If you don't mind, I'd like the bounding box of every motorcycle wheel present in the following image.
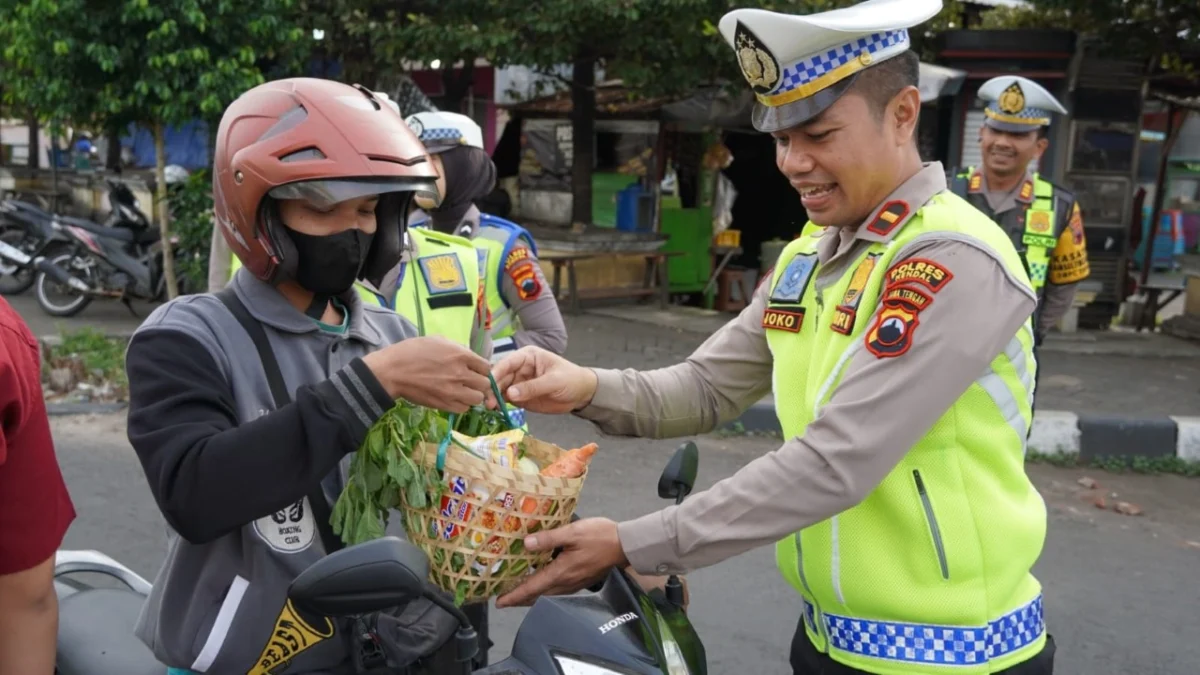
[34,251,94,317]
[0,225,37,295]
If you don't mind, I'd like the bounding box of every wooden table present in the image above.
[1136,272,1186,332]
[541,250,686,314]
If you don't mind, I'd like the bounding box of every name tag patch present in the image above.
[830,253,881,335]
[763,307,804,332]
[418,254,468,295]
[770,253,819,304]
[885,258,953,293]
[1022,232,1057,249]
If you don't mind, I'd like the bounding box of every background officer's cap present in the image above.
[977,76,1067,134]
[403,111,485,154]
[719,0,942,134]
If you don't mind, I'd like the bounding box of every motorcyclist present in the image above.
[125,77,494,674]
[405,112,568,362]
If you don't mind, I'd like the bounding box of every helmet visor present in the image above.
[268,178,439,209]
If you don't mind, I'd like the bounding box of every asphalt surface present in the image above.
[55,412,1200,675]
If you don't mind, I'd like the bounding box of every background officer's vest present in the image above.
[764,194,1046,674]
[950,168,1069,298]
[462,215,538,341]
[355,228,480,349]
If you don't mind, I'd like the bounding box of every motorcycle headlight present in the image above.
[654,611,693,675]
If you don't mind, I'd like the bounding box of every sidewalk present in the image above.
[579,304,1200,461]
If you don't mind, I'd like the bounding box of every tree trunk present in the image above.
[155,122,180,299]
[27,117,40,169]
[570,52,595,229]
[106,123,123,171]
[440,61,476,113]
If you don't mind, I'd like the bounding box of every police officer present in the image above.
[949,76,1091,345]
[404,111,568,362]
[489,2,1055,674]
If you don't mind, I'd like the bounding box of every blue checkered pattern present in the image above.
[776,29,909,95]
[419,127,463,144]
[1028,261,1048,284]
[802,595,1045,666]
[986,102,1051,123]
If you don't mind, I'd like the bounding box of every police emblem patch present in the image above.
[734,21,781,95]
[830,253,881,335]
[865,297,922,359]
[1027,210,1052,234]
[418,254,468,295]
[770,253,818,304]
[762,307,804,333]
[885,258,953,293]
[509,260,542,301]
[882,284,932,310]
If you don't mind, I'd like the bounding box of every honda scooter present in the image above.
[54,442,708,675]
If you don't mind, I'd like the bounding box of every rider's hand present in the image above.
[495,518,627,608]
[488,346,598,414]
[362,336,491,413]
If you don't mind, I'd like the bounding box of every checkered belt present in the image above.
[803,594,1045,666]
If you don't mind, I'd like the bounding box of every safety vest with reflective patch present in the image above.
[354,228,481,350]
[764,194,1046,674]
[950,168,1071,298]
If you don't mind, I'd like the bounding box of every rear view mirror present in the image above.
[288,537,430,617]
[658,442,699,504]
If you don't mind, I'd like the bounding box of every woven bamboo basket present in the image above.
[400,436,587,604]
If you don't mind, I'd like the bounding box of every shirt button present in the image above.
[656,564,669,574]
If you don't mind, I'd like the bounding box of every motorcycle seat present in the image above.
[57,587,165,675]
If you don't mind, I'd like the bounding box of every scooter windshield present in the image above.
[268,178,439,210]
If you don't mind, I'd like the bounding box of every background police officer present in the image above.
[487,1,1055,674]
[949,76,1091,345]
[405,111,568,362]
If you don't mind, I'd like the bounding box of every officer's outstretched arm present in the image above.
[616,240,1038,575]
[499,249,568,355]
[574,281,776,439]
[208,223,233,293]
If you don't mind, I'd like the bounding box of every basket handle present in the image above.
[436,373,515,473]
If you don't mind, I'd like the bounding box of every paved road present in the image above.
[55,412,1200,674]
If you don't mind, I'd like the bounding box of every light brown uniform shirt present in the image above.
[577,162,1037,576]
[981,167,1081,337]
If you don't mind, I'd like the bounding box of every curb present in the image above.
[732,399,1200,461]
[46,401,127,416]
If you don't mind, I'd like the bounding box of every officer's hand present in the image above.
[496,518,627,608]
[488,346,598,414]
[363,336,491,413]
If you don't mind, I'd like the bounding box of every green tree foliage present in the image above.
[1,0,308,298]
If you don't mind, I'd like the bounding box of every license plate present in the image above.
[0,240,32,265]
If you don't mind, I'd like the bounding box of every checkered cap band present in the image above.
[775,30,909,97]
[985,102,1051,125]
[802,594,1045,666]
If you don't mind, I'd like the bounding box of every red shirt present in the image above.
[0,297,75,574]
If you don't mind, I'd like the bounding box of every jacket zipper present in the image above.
[794,534,828,649]
[912,470,950,580]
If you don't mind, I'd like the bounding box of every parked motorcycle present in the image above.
[53,442,708,675]
[31,183,190,317]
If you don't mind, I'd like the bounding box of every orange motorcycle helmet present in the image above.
[212,77,438,286]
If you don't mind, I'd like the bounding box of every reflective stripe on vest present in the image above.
[764,193,1046,673]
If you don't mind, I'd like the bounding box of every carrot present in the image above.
[540,443,598,478]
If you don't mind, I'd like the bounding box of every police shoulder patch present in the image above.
[864,294,924,359]
[884,258,953,293]
[508,259,542,301]
[865,200,910,237]
[505,246,531,270]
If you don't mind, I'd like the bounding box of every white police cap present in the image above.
[977,76,1067,133]
[719,0,942,133]
[403,111,484,154]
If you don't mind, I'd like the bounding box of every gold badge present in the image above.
[1018,180,1034,203]
[248,599,335,675]
[1027,210,1052,234]
[998,82,1026,115]
[734,21,781,95]
[418,254,467,295]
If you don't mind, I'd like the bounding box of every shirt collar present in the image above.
[231,269,384,347]
[852,162,948,244]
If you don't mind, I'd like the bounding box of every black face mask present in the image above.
[285,227,374,299]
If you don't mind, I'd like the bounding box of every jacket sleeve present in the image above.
[125,328,394,544]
